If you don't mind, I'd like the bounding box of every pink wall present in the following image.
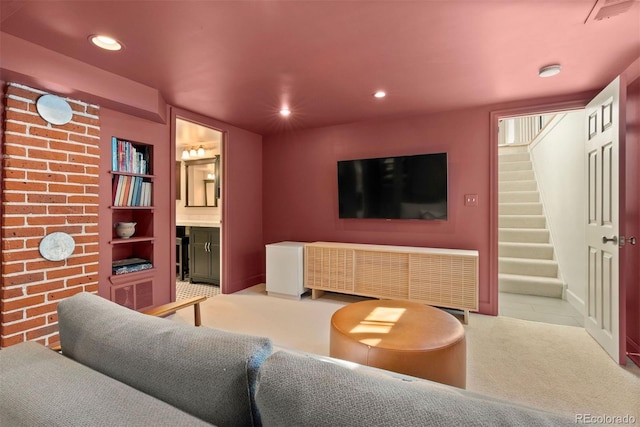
[263,108,494,313]
[225,128,264,292]
[171,108,264,294]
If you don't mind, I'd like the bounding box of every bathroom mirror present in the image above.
[185,156,219,207]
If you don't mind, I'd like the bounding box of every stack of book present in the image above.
[112,258,153,275]
[112,137,150,174]
[112,175,152,207]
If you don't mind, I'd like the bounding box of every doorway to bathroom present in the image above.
[174,117,223,300]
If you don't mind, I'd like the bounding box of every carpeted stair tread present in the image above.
[499,257,559,277]
[499,242,554,259]
[499,180,537,191]
[498,152,530,162]
[499,256,557,262]
[499,202,543,215]
[498,161,532,172]
[498,273,564,298]
[498,215,546,229]
[499,191,539,203]
[499,170,535,181]
[498,228,549,243]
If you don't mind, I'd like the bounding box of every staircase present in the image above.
[498,144,564,298]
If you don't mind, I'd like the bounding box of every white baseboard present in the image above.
[566,288,585,316]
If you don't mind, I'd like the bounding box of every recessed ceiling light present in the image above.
[89,34,123,51]
[280,108,291,117]
[538,64,561,78]
[373,91,386,98]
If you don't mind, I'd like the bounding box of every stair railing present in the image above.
[499,114,555,146]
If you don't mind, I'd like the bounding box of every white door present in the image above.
[585,77,623,362]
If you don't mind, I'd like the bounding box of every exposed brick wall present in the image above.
[1,83,100,347]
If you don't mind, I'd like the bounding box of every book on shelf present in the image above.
[144,182,150,206]
[131,176,138,206]
[140,181,152,206]
[111,137,151,175]
[111,137,118,171]
[112,257,153,275]
[112,175,151,207]
[113,263,153,275]
[120,175,131,206]
[127,176,135,206]
[112,257,149,267]
[114,175,127,207]
[130,176,138,206]
[112,175,120,206]
[133,176,143,206]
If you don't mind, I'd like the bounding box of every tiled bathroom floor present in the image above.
[499,292,584,327]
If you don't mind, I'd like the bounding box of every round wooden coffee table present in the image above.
[330,299,466,388]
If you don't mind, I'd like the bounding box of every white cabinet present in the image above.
[266,242,307,299]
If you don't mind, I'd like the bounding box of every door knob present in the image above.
[630,237,637,245]
[602,236,618,245]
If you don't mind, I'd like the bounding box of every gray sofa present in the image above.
[0,292,573,426]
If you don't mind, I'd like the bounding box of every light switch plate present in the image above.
[465,194,478,207]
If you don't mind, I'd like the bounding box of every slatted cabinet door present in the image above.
[304,242,478,323]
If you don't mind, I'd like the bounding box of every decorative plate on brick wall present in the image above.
[39,232,75,261]
[36,94,73,125]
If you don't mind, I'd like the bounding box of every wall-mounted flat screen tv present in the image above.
[338,152,448,220]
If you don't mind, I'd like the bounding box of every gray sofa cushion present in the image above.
[0,341,213,427]
[57,292,272,427]
[255,351,575,427]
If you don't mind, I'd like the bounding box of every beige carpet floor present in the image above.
[171,283,640,420]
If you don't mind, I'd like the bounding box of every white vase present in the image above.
[115,222,136,238]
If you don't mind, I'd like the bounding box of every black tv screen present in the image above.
[338,152,448,220]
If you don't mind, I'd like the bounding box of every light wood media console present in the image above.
[304,242,478,324]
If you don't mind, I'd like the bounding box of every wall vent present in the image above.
[585,0,636,23]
